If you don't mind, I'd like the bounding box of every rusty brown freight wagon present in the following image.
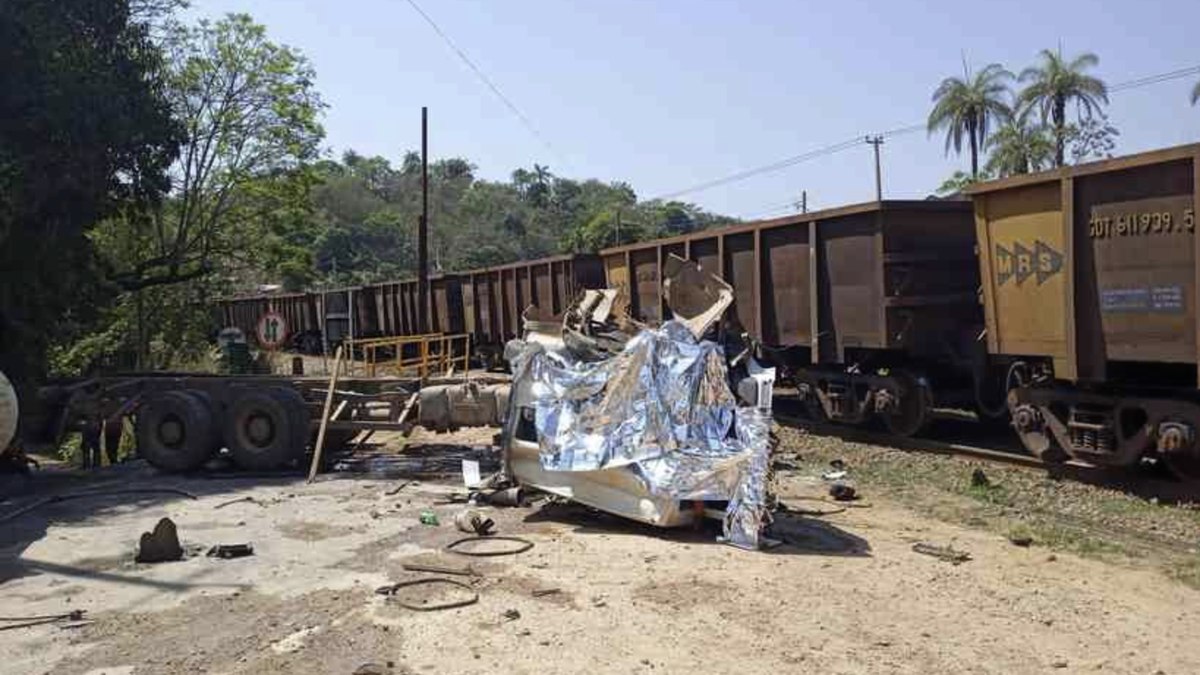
[216,292,323,352]
[353,274,468,339]
[463,254,605,362]
[969,143,1200,480]
[601,200,980,434]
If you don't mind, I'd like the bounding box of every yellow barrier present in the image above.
[346,333,471,379]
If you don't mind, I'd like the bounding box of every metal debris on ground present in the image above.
[454,508,496,535]
[136,517,184,563]
[419,510,439,526]
[531,588,561,597]
[214,496,261,509]
[481,486,524,507]
[207,543,254,559]
[445,535,534,557]
[401,561,479,577]
[828,482,858,502]
[384,481,413,496]
[503,254,777,545]
[912,542,972,565]
[0,610,87,632]
[502,608,522,621]
[375,578,479,611]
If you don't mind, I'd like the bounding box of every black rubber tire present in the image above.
[226,387,310,470]
[136,391,218,472]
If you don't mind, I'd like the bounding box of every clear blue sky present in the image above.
[188,0,1200,219]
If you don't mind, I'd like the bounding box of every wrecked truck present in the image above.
[495,255,777,547]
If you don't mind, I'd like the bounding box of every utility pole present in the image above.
[801,190,807,214]
[866,135,884,202]
[418,107,429,334]
[615,208,622,246]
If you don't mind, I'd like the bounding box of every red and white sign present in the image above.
[256,311,289,350]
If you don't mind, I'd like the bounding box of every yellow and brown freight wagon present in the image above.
[969,143,1200,480]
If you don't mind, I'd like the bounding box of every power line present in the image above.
[652,64,1200,203]
[403,0,563,165]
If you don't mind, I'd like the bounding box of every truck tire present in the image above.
[136,391,218,472]
[226,387,310,470]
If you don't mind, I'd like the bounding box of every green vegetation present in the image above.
[0,1,729,388]
[927,62,1013,178]
[932,49,1118,189]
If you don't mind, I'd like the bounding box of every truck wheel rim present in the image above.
[245,413,275,447]
[159,415,185,448]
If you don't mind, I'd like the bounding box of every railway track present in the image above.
[772,397,1200,504]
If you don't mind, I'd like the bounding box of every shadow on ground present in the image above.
[524,500,871,557]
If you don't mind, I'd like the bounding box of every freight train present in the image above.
[217,143,1200,483]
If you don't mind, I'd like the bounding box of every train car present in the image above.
[970,143,1200,481]
[353,274,468,339]
[600,200,981,435]
[216,291,323,352]
[463,254,605,361]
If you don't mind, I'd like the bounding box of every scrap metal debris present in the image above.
[445,535,534,557]
[912,542,972,565]
[454,508,496,535]
[207,543,254,559]
[401,561,479,577]
[375,578,479,611]
[0,609,87,632]
[136,517,183,563]
[502,254,776,547]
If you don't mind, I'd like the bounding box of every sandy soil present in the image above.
[2,441,1199,674]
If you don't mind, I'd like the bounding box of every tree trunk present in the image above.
[1053,96,1065,167]
[968,118,979,179]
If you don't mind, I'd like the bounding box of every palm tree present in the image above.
[984,116,1055,177]
[928,63,1013,178]
[1018,49,1108,167]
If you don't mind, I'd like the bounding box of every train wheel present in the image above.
[1157,420,1200,483]
[226,388,310,470]
[881,376,929,437]
[136,391,218,472]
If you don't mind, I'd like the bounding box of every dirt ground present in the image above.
[3,428,1200,674]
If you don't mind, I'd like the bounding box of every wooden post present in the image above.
[307,344,344,483]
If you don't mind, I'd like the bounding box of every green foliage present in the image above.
[927,62,1013,177]
[0,0,180,391]
[936,170,991,196]
[984,118,1054,177]
[1018,49,1108,167]
[1064,113,1119,164]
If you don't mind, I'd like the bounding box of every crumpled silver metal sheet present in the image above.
[508,320,772,545]
[722,407,773,549]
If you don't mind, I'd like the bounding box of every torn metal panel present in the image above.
[663,254,734,339]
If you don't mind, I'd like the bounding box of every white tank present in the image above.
[0,370,17,452]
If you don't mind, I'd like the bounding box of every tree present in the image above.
[1064,113,1119,164]
[0,0,180,389]
[1193,79,1200,105]
[928,62,1013,178]
[984,117,1054,177]
[108,13,326,294]
[935,170,992,196]
[1018,49,1108,167]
